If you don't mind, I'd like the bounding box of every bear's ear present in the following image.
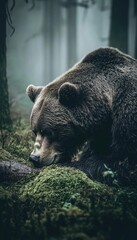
[26,85,43,103]
[58,82,80,107]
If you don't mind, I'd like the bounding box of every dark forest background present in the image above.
[0,0,137,129]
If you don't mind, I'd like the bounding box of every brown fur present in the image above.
[27,47,137,185]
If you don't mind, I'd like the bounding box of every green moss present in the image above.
[0,148,13,160]
[0,185,12,198]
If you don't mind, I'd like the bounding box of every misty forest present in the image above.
[1,0,137,239]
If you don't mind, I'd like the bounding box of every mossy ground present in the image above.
[0,121,137,240]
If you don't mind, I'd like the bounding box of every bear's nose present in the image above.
[29,154,40,167]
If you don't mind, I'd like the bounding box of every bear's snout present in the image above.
[29,154,41,167]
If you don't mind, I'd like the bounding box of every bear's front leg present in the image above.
[61,141,130,186]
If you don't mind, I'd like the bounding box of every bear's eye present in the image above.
[40,129,54,139]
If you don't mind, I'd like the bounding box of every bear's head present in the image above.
[26,70,87,167]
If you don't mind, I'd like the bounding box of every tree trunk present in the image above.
[134,0,137,58]
[0,0,11,129]
[109,0,129,53]
[67,1,77,68]
[44,0,61,83]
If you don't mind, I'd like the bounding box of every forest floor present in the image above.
[0,120,137,240]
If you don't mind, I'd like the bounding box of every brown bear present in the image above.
[26,47,137,185]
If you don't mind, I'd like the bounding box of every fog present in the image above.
[6,0,136,115]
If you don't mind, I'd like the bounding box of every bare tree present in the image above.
[66,0,77,68]
[44,0,61,83]
[0,0,12,129]
[134,0,137,58]
[109,0,129,53]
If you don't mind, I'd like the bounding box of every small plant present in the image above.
[102,164,119,186]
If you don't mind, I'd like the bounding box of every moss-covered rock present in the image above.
[0,165,137,240]
[19,166,137,240]
[20,166,110,208]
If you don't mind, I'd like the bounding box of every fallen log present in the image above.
[0,160,39,182]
